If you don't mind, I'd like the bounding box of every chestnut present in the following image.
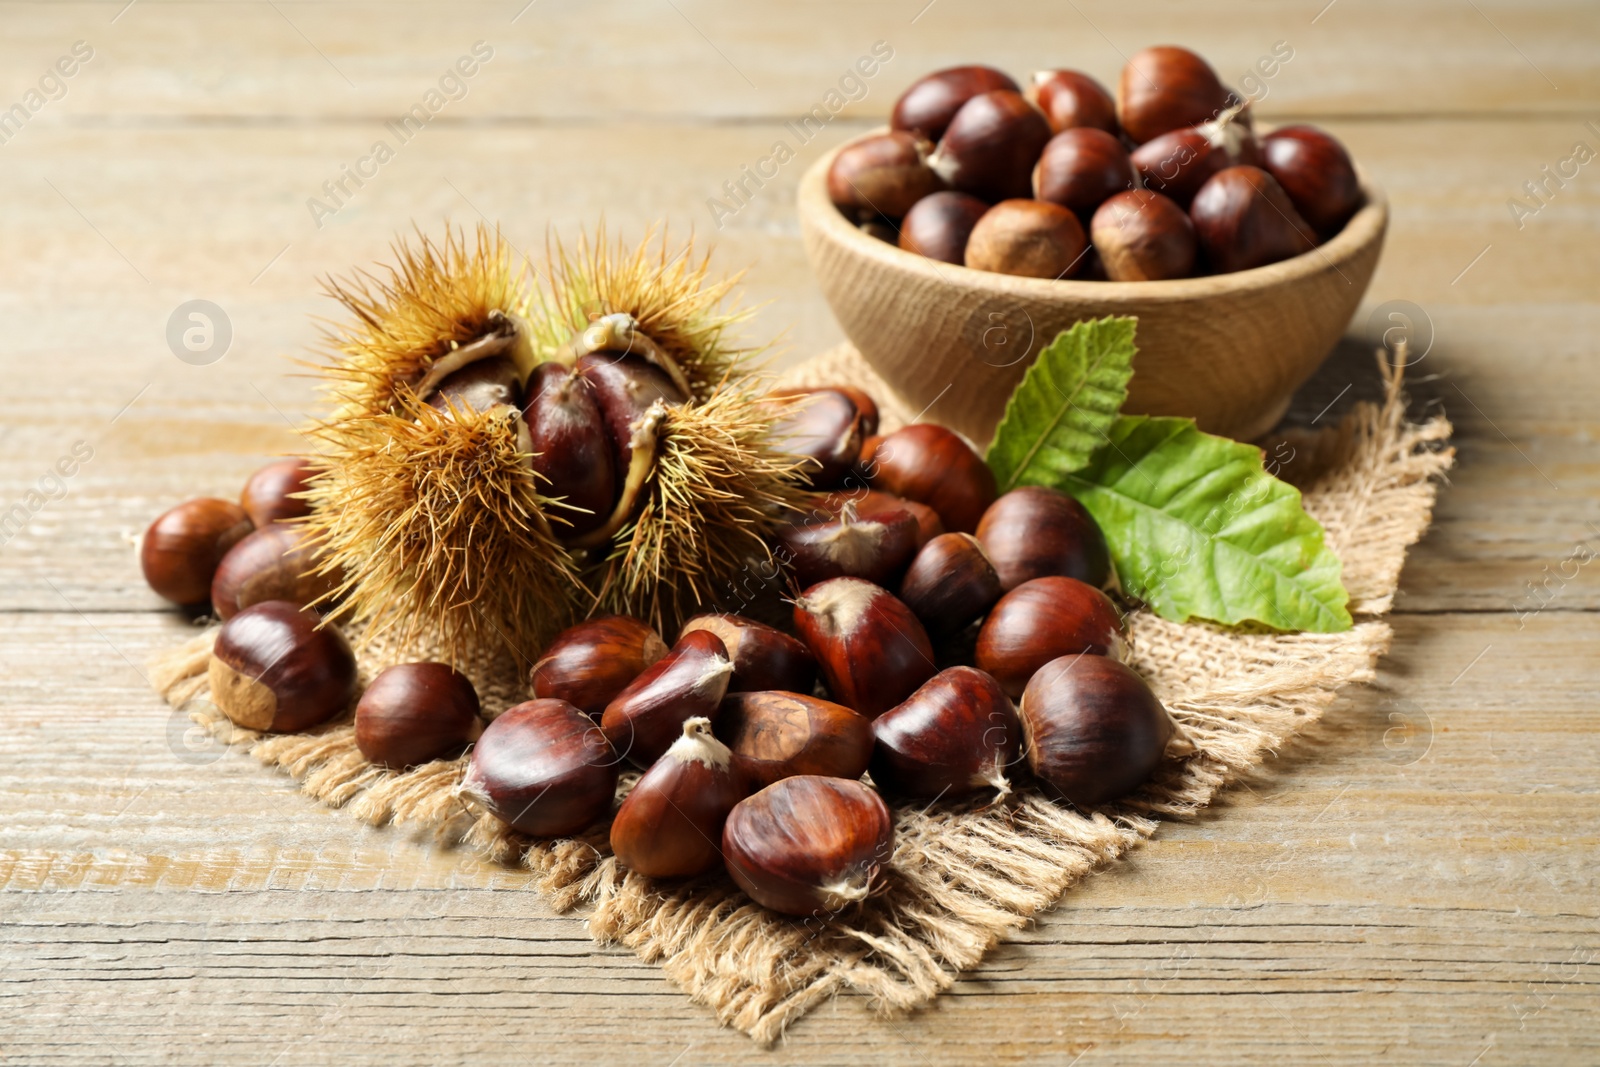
[1089,189,1197,282]
[601,629,734,768]
[210,522,339,621]
[208,600,357,733]
[459,698,618,837]
[1020,654,1187,806]
[722,776,894,916]
[865,423,997,534]
[792,578,935,719]
[820,489,945,549]
[524,361,618,537]
[929,90,1052,202]
[426,355,523,414]
[890,64,1019,141]
[1117,45,1232,145]
[897,532,1002,639]
[240,458,314,528]
[1259,124,1363,235]
[870,666,1020,798]
[355,662,481,769]
[610,717,746,878]
[768,384,879,438]
[898,190,989,265]
[965,199,1087,280]
[530,616,668,718]
[1033,128,1136,219]
[976,486,1110,590]
[975,576,1125,697]
[715,690,873,788]
[1129,109,1259,209]
[826,131,945,221]
[141,498,253,606]
[1027,69,1118,135]
[578,352,687,476]
[765,388,864,489]
[1190,165,1318,274]
[680,614,816,694]
[774,504,920,589]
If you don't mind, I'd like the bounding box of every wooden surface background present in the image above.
[1,2,1596,1063]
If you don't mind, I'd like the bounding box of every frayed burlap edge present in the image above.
[147,343,1453,1046]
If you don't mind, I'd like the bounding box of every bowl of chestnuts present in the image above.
[800,45,1388,445]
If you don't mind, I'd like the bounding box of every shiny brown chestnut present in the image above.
[1190,165,1318,274]
[1020,654,1191,806]
[870,666,1020,798]
[768,384,880,439]
[715,690,873,788]
[459,698,618,837]
[578,352,687,473]
[425,355,523,414]
[793,577,935,719]
[819,489,945,549]
[141,498,254,606]
[530,616,668,718]
[898,190,990,265]
[764,388,864,489]
[1129,109,1259,209]
[610,717,746,878]
[524,361,618,536]
[1117,45,1232,145]
[826,131,945,221]
[210,522,339,621]
[680,615,817,694]
[891,64,1019,142]
[208,600,357,732]
[723,775,894,916]
[1027,69,1118,135]
[601,629,734,767]
[240,459,314,528]
[355,662,481,769]
[975,576,1126,697]
[865,423,998,534]
[976,485,1110,590]
[1090,189,1198,282]
[965,199,1087,280]
[1033,128,1136,219]
[897,532,1002,638]
[929,90,1053,202]
[774,504,920,589]
[1259,124,1363,235]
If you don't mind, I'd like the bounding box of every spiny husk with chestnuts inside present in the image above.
[301,223,813,661]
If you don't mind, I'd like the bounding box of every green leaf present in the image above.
[985,316,1137,492]
[1059,415,1352,633]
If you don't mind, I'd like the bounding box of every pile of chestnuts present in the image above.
[828,45,1363,281]
[144,384,1193,920]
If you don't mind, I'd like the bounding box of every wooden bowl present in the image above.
[797,138,1388,445]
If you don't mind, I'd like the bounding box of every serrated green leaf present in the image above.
[1058,415,1352,633]
[985,316,1137,491]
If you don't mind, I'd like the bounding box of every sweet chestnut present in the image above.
[141,498,253,606]
[459,698,618,837]
[975,576,1126,697]
[355,662,481,769]
[209,600,357,733]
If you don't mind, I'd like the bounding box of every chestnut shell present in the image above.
[680,614,817,694]
[209,600,357,733]
[865,424,997,535]
[871,666,1021,798]
[715,690,873,789]
[609,718,745,878]
[141,498,254,606]
[355,662,480,769]
[975,576,1126,697]
[210,522,338,621]
[240,459,314,528]
[531,616,668,718]
[891,64,1019,141]
[976,486,1110,590]
[461,698,619,837]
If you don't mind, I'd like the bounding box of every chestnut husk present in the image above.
[1020,654,1192,806]
[722,775,894,916]
[600,629,734,767]
[530,616,669,718]
[715,690,873,789]
[680,614,816,694]
[460,698,619,837]
[609,716,746,878]
[870,666,1020,798]
[792,577,935,719]
[975,576,1126,697]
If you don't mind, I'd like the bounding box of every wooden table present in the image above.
[2,3,1596,1063]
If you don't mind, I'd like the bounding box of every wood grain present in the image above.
[1,2,1597,1062]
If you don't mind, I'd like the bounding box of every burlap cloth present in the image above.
[148,342,1453,1046]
